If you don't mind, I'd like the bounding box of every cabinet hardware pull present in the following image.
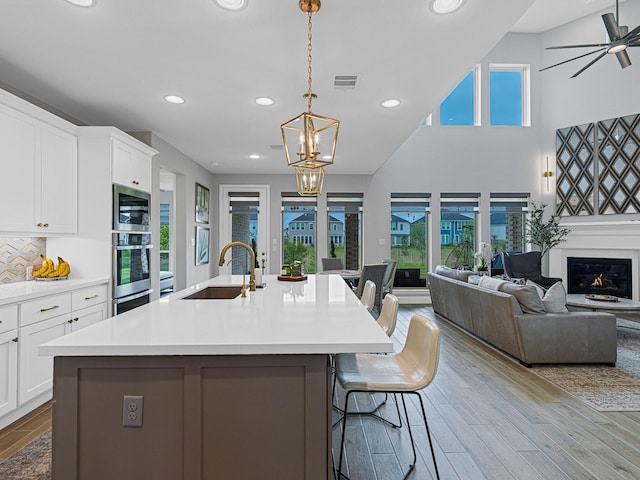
[73,317,79,322]
[43,223,49,227]
[37,223,43,227]
[12,337,18,343]
[84,295,99,300]
[40,305,60,312]
[132,180,139,185]
[67,319,74,323]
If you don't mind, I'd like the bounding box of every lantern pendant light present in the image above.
[281,0,339,196]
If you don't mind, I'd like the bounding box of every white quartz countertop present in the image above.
[39,274,393,356]
[0,277,110,306]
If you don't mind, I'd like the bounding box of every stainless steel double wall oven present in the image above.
[113,185,152,314]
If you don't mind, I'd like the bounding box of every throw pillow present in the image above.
[499,282,546,314]
[527,280,568,313]
[478,276,507,291]
[525,279,546,299]
[435,265,473,282]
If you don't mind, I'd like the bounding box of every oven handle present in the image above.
[113,289,153,304]
[113,245,154,251]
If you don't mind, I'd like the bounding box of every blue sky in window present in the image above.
[440,72,474,126]
[438,70,523,126]
[490,71,522,126]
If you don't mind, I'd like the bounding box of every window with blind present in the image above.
[390,193,430,276]
[282,193,317,273]
[440,193,480,268]
[490,193,529,255]
[326,193,363,270]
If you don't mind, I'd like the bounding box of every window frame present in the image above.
[489,63,531,127]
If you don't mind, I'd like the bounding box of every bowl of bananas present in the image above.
[33,255,71,280]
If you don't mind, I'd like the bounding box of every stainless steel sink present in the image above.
[181,286,243,300]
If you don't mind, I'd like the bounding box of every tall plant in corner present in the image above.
[525,202,571,258]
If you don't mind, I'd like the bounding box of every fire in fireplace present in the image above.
[567,257,632,299]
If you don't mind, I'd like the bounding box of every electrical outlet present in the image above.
[122,395,143,427]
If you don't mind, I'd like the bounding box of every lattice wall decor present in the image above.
[597,114,640,214]
[555,113,640,217]
[556,122,595,216]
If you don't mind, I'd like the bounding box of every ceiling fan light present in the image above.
[608,43,628,54]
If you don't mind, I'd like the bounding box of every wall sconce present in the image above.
[543,156,553,192]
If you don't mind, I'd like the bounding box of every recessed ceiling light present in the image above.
[211,162,220,167]
[430,0,465,15]
[255,97,275,106]
[381,99,401,108]
[248,154,261,159]
[164,95,185,104]
[65,0,95,6]
[215,0,246,11]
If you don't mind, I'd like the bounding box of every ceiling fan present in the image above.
[540,0,640,78]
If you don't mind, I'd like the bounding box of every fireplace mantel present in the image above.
[548,223,640,300]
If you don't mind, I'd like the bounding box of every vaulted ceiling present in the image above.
[0,0,627,175]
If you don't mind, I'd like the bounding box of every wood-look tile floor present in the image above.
[2,306,640,480]
[0,401,51,462]
[333,306,640,480]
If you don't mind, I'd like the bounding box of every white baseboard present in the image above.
[392,287,431,305]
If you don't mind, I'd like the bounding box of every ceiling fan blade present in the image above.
[546,43,609,49]
[602,12,620,40]
[539,48,607,72]
[571,51,608,78]
[622,24,640,41]
[616,50,632,68]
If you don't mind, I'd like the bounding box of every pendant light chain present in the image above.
[306,10,314,112]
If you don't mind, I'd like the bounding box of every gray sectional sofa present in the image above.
[428,266,618,366]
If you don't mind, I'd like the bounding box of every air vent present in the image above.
[270,144,284,151]
[334,74,359,89]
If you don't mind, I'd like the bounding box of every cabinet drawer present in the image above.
[20,293,72,327]
[72,284,108,311]
[0,304,18,334]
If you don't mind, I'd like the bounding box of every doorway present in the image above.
[159,168,176,296]
[219,185,270,274]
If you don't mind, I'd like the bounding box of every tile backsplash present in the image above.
[0,237,46,284]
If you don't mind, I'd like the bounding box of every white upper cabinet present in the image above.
[39,125,78,233]
[112,137,152,193]
[0,99,78,235]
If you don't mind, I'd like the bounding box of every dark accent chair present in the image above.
[354,264,387,313]
[379,259,398,308]
[501,251,562,288]
[321,257,344,271]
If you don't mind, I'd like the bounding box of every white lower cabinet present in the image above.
[0,281,109,428]
[66,303,107,333]
[0,330,18,418]
[18,313,68,404]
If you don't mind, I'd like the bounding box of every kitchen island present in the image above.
[40,274,392,480]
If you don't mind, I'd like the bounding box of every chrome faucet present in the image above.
[218,241,256,292]
[227,259,247,297]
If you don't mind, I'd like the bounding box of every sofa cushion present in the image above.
[477,276,507,291]
[526,280,568,313]
[434,265,473,282]
[499,282,546,314]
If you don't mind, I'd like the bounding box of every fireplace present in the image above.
[567,257,632,299]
